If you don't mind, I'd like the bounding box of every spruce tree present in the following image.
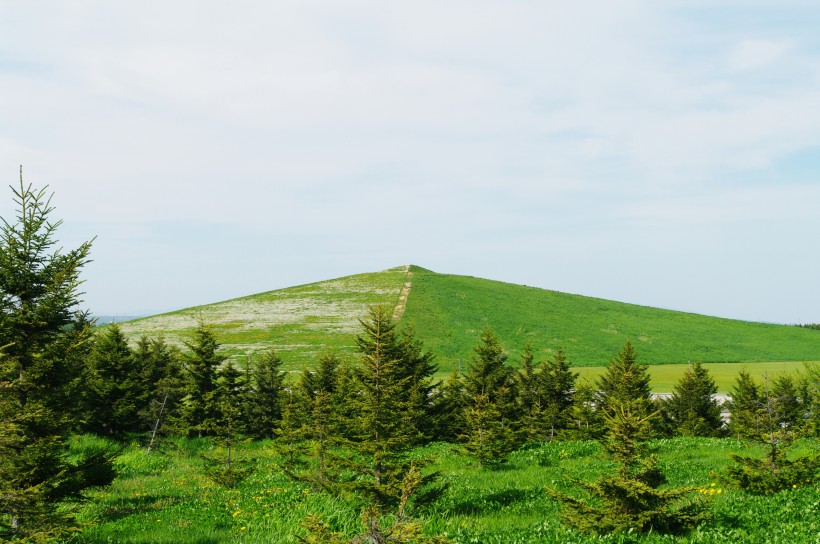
[596,341,652,418]
[244,348,287,439]
[349,305,415,504]
[726,369,763,440]
[275,388,308,473]
[568,380,606,440]
[284,389,344,494]
[180,322,224,437]
[461,329,519,464]
[0,174,114,539]
[202,360,254,487]
[548,400,708,535]
[539,349,577,440]
[85,325,144,435]
[515,344,541,441]
[662,361,723,437]
[429,368,465,443]
[723,373,820,494]
[135,335,185,447]
[331,364,360,442]
[463,328,511,402]
[297,464,450,544]
[802,362,820,437]
[300,351,341,402]
[394,323,439,445]
[770,373,803,434]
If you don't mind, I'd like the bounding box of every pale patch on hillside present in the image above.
[118,266,410,366]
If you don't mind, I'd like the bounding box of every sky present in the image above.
[1,1,819,324]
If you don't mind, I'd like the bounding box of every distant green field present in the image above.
[118,265,820,374]
[574,360,818,394]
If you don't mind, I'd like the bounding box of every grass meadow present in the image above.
[67,436,820,544]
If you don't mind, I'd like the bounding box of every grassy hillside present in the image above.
[118,265,820,373]
[403,267,820,367]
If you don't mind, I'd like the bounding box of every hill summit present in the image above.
[118,265,820,371]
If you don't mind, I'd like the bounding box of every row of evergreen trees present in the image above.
[77,308,820,469]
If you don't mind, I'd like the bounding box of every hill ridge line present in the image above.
[392,265,413,321]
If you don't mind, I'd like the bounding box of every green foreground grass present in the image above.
[67,436,820,544]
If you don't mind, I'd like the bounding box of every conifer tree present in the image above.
[49,312,96,427]
[770,373,803,434]
[802,363,820,437]
[515,344,541,440]
[596,341,652,418]
[85,325,144,435]
[568,380,606,440]
[276,388,308,473]
[394,323,440,444]
[300,351,341,402]
[461,392,510,467]
[429,368,465,443]
[135,335,185,446]
[297,464,450,544]
[244,348,287,439]
[202,360,254,487]
[349,305,415,504]
[461,329,519,464]
[548,400,708,535]
[539,349,577,440]
[181,322,224,437]
[284,389,344,494]
[662,361,724,437]
[0,174,114,539]
[332,364,360,441]
[723,373,820,494]
[463,328,511,403]
[726,369,763,440]
[294,351,344,471]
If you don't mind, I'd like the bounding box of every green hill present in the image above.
[118,265,820,372]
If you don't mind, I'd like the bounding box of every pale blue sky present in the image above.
[1,1,819,324]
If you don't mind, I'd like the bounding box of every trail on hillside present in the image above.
[392,265,413,322]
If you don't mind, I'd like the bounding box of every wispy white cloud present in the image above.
[727,39,793,72]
